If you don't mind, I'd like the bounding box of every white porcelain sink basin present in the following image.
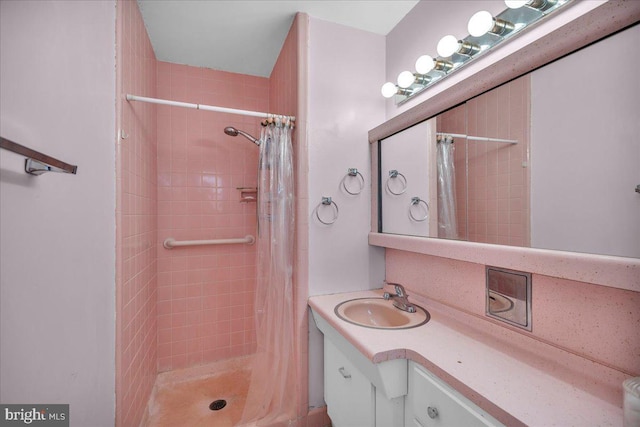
[334,298,430,329]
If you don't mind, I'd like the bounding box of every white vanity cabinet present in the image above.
[323,337,405,427]
[324,338,375,427]
[405,361,503,427]
[314,311,406,427]
[312,307,502,427]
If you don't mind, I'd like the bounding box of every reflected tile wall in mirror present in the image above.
[464,75,530,246]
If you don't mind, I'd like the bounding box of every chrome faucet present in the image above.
[383,282,416,313]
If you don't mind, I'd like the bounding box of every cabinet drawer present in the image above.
[324,338,375,427]
[408,362,503,427]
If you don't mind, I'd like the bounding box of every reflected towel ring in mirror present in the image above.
[342,168,365,195]
[386,170,407,195]
[316,196,339,225]
[409,197,429,222]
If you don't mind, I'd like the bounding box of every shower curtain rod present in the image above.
[437,132,517,144]
[126,94,295,122]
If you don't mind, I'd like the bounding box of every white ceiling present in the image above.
[137,0,419,77]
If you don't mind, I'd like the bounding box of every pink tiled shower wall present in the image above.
[155,61,268,371]
[438,75,531,247]
[115,1,158,426]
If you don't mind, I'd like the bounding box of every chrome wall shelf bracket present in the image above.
[1,136,78,176]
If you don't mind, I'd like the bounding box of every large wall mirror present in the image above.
[378,21,639,259]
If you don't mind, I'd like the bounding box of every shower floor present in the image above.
[144,356,252,427]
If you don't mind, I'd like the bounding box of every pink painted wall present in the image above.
[307,17,386,296]
[0,1,116,425]
[438,75,531,246]
[307,16,387,409]
[115,1,158,426]
[155,62,267,372]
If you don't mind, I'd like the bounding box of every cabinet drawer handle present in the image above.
[427,406,439,419]
[338,367,351,379]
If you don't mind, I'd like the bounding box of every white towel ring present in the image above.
[386,170,407,195]
[316,196,339,225]
[409,197,429,222]
[342,168,365,195]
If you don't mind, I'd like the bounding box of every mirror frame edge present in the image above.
[368,1,640,293]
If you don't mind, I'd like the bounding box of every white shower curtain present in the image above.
[240,118,296,426]
[437,135,458,239]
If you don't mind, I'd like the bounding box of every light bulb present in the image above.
[415,55,435,74]
[437,35,460,57]
[505,0,529,8]
[397,71,415,89]
[381,82,397,98]
[468,10,495,37]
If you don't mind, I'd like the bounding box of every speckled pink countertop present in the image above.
[309,289,626,427]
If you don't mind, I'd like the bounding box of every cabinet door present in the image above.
[324,338,375,427]
[406,362,503,427]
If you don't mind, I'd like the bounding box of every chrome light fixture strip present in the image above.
[388,0,572,105]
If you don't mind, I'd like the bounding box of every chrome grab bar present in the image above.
[163,235,255,249]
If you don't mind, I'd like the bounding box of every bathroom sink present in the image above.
[334,298,430,329]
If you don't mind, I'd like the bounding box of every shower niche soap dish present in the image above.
[237,187,257,203]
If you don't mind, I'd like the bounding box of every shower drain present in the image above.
[209,400,227,411]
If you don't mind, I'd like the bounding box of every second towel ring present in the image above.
[409,197,429,222]
[386,169,407,195]
[342,168,365,195]
[316,196,339,225]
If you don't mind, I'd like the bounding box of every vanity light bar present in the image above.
[381,0,571,102]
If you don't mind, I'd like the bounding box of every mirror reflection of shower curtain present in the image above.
[240,118,296,426]
[437,136,458,239]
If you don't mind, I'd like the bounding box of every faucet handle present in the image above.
[395,284,407,297]
[383,281,407,297]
